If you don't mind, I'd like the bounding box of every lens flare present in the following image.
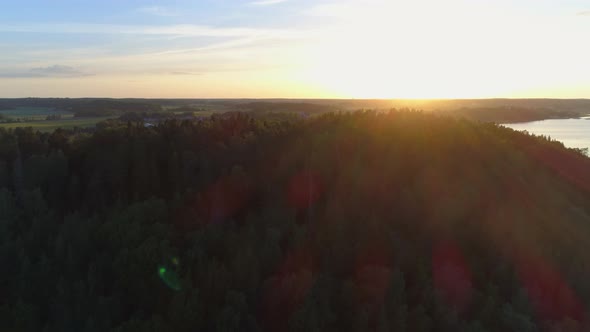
[158,262,182,291]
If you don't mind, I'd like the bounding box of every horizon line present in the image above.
[2,97,590,101]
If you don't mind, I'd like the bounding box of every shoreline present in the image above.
[500,114,590,125]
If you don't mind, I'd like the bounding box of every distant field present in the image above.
[172,110,217,117]
[0,106,74,121]
[0,117,112,132]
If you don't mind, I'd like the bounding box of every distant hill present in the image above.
[1,98,589,123]
[0,98,162,117]
[235,102,339,115]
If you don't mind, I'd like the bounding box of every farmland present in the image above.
[0,106,73,121]
[0,116,112,131]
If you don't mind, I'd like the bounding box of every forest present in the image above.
[1,110,590,331]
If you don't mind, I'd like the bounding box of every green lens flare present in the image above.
[158,265,181,291]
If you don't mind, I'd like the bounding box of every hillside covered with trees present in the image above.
[1,111,590,331]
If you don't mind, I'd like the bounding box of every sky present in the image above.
[0,0,589,99]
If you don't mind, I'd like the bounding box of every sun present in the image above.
[295,0,547,100]
[301,44,486,99]
[299,31,516,100]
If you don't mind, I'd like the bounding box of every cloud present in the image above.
[152,37,260,56]
[0,65,91,78]
[31,65,88,77]
[577,10,590,16]
[249,0,287,6]
[0,23,298,39]
[170,71,202,76]
[138,6,179,17]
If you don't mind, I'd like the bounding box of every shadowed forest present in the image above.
[1,110,590,331]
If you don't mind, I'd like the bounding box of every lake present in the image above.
[503,117,590,150]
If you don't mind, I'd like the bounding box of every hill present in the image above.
[1,111,590,331]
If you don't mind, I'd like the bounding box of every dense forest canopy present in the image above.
[1,110,590,331]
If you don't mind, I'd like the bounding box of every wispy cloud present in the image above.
[0,65,91,78]
[31,65,89,77]
[0,23,299,38]
[138,6,179,17]
[152,37,261,56]
[249,0,288,6]
[170,71,202,76]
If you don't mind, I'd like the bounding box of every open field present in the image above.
[0,116,112,132]
[172,110,217,117]
[0,106,74,121]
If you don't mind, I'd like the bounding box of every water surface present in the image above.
[503,117,590,150]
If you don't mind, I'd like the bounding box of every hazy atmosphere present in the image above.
[3,2,590,332]
[1,0,590,98]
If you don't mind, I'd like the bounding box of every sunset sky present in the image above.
[1,0,589,98]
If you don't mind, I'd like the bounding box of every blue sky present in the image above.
[0,0,589,98]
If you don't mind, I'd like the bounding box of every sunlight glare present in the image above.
[298,0,590,99]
